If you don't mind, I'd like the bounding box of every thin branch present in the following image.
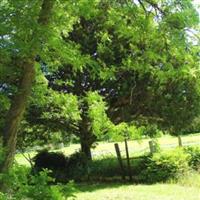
[138,0,147,15]
[144,0,166,16]
[18,148,34,168]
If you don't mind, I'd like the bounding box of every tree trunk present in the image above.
[80,137,92,161]
[1,60,35,173]
[0,0,55,174]
[79,117,93,161]
[78,100,97,161]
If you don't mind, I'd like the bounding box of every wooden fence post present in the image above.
[114,143,126,181]
[124,139,132,182]
[149,140,156,154]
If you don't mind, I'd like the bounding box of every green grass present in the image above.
[178,171,200,188]
[70,183,200,200]
[69,172,200,200]
[69,167,200,200]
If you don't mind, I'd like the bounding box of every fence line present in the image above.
[91,140,200,158]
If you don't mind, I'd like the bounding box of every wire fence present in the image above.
[91,139,200,159]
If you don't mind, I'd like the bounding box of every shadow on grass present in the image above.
[74,182,134,193]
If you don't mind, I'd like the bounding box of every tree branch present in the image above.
[144,0,166,16]
[138,0,147,15]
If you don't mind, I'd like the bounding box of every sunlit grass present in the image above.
[70,183,200,200]
[178,171,200,188]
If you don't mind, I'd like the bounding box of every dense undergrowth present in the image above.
[0,166,75,200]
[0,146,199,199]
[32,146,200,183]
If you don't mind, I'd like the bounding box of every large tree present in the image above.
[25,0,200,159]
[1,0,199,164]
[67,0,200,132]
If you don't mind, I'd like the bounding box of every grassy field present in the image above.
[14,134,200,199]
[15,133,200,165]
[70,183,200,200]
[70,171,200,200]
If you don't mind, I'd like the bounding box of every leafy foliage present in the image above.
[0,0,200,174]
[36,148,200,184]
[32,150,88,182]
[0,165,75,200]
[184,146,200,171]
[141,148,190,183]
[45,0,200,135]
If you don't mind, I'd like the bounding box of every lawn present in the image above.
[14,134,200,199]
[70,183,200,200]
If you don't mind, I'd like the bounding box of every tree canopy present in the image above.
[0,0,200,168]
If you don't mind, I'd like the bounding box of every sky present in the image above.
[193,0,200,14]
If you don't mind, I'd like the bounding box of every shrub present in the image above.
[88,155,150,182]
[0,165,75,200]
[33,150,67,171]
[65,151,88,181]
[88,156,121,179]
[184,146,200,170]
[142,148,190,183]
[63,150,191,184]
[67,151,87,169]
[31,148,194,184]
[68,154,150,182]
[32,150,88,182]
[129,155,150,177]
[32,150,68,182]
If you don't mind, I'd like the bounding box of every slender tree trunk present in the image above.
[0,0,55,174]
[1,60,35,172]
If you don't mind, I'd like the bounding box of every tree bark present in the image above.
[80,136,92,161]
[78,100,97,161]
[1,60,35,172]
[79,115,93,161]
[0,0,55,174]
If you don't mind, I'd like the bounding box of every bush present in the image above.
[33,150,67,171]
[65,154,151,182]
[129,155,150,177]
[32,150,88,182]
[65,151,88,181]
[62,150,191,184]
[0,165,75,200]
[32,150,68,182]
[184,146,200,170]
[142,149,190,183]
[88,156,121,179]
[87,155,150,182]
[67,151,87,169]
[31,148,195,184]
